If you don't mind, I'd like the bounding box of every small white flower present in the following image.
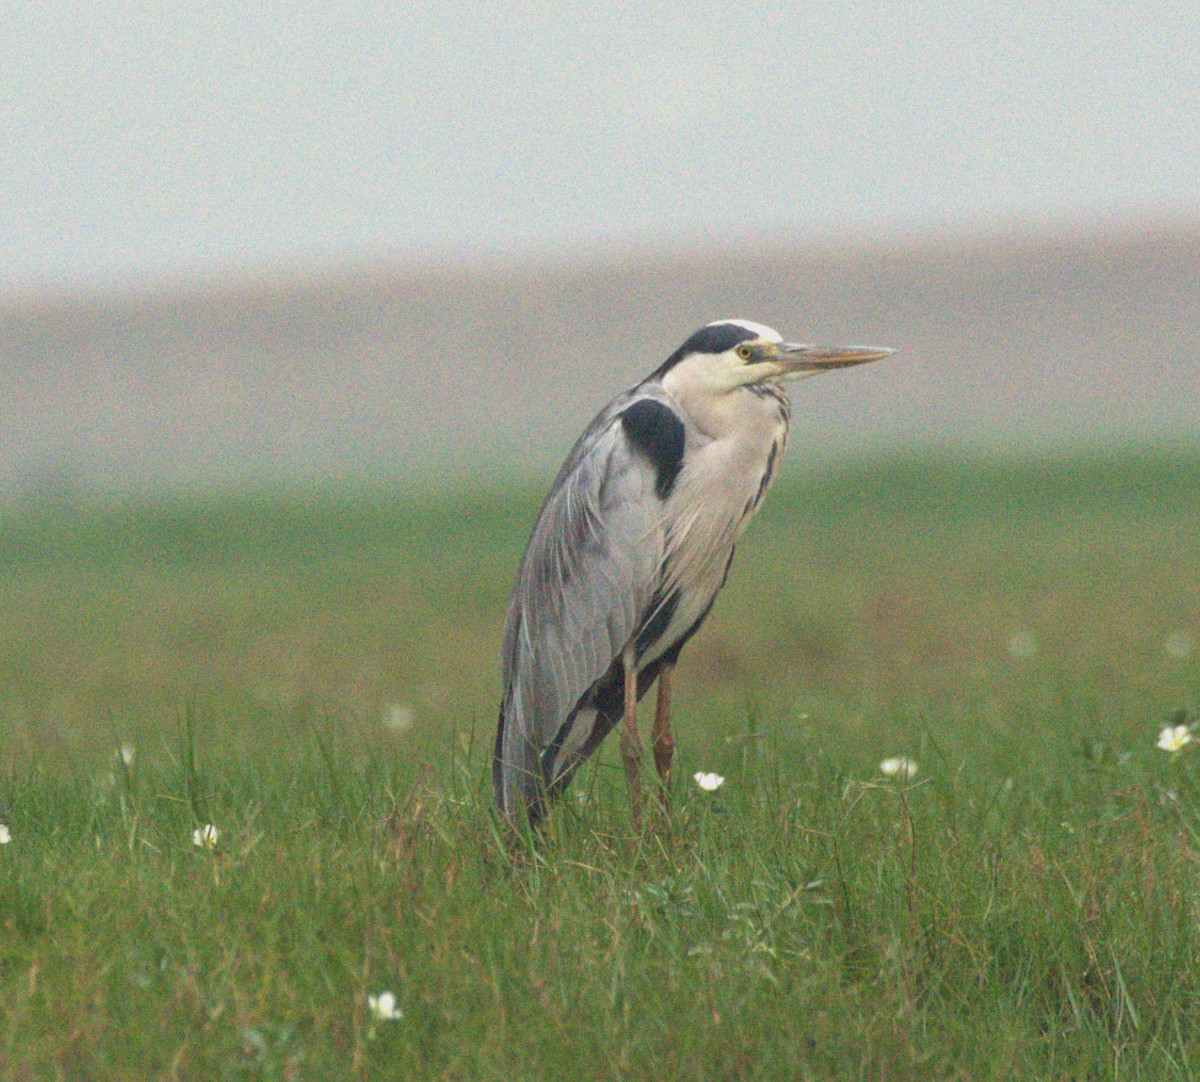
[383,704,414,731]
[192,824,220,849]
[118,744,135,766]
[693,772,725,792]
[1006,631,1037,659]
[1165,632,1195,660]
[879,756,919,780]
[0,824,11,845]
[367,991,403,1021]
[1157,725,1193,754]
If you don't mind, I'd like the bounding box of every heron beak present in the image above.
[776,343,897,376]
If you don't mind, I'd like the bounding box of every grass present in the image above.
[1,446,1199,1079]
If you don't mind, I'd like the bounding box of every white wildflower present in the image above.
[118,744,135,766]
[0,824,10,845]
[192,824,220,849]
[383,704,414,731]
[693,772,725,792]
[1165,632,1195,660]
[1157,725,1193,754]
[1006,631,1037,659]
[879,756,919,780]
[368,991,403,1021]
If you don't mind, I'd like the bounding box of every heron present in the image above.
[493,319,893,827]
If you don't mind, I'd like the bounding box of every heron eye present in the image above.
[735,344,754,361]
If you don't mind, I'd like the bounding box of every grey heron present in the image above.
[494,319,893,827]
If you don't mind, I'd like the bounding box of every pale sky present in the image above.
[4,1,1199,290]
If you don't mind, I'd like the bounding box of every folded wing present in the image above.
[494,391,675,818]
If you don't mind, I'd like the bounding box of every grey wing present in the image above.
[494,403,666,818]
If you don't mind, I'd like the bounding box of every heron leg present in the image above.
[652,662,675,810]
[618,650,644,831]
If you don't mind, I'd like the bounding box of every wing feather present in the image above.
[495,391,671,816]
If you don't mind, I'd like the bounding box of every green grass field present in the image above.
[2,447,1199,1079]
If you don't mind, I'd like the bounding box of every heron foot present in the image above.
[620,728,644,833]
[651,663,675,814]
[620,651,644,832]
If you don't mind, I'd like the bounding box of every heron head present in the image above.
[659,319,895,393]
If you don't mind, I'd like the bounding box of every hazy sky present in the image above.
[4,1,1199,290]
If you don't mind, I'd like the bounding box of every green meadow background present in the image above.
[2,446,1199,1078]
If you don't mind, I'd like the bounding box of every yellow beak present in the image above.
[775,343,897,373]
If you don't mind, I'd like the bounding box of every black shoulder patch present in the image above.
[620,398,685,499]
[654,322,760,376]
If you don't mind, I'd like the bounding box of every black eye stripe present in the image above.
[679,323,760,356]
[652,322,762,377]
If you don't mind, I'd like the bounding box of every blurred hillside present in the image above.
[2,220,1197,495]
